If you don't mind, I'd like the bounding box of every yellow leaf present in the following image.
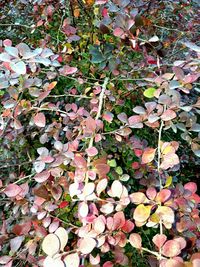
[164,176,172,188]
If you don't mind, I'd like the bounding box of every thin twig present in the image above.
[85,77,109,183]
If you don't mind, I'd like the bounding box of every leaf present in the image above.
[59,65,78,75]
[43,256,65,267]
[34,112,46,127]
[4,184,22,197]
[184,182,197,194]
[133,106,146,115]
[78,237,96,254]
[162,240,181,257]
[0,52,11,62]
[86,146,98,157]
[121,220,135,233]
[143,88,156,98]
[128,115,142,126]
[156,189,171,203]
[160,153,179,170]
[111,180,123,198]
[102,111,114,123]
[10,236,24,253]
[96,178,108,196]
[113,27,125,38]
[89,254,100,265]
[152,234,167,249]
[93,216,105,234]
[133,204,151,223]
[155,206,175,225]
[161,109,177,121]
[129,192,148,204]
[112,211,125,230]
[142,148,156,164]
[64,253,80,267]
[42,233,60,257]
[5,46,18,57]
[79,202,89,217]
[149,36,159,42]
[34,170,50,183]
[129,233,142,249]
[55,227,68,251]
[182,41,200,53]
[10,61,26,74]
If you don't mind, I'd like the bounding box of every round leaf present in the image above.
[78,237,96,254]
[42,234,60,257]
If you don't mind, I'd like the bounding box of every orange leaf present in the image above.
[142,148,156,164]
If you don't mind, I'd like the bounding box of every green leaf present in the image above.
[107,159,117,167]
[116,166,123,175]
[143,87,156,98]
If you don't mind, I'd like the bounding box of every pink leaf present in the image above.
[79,237,96,254]
[113,211,125,230]
[129,233,142,249]
[4,184,22,197]
[79,202,89,217]
[113,28,126,39]
[34,112,46,128]
[162,240,181,257]
[161,109,177,121]
[102,112,114,123]
[93,216,105,234]
[89,254,100,265]
[184,182,197,194]
[156,189,171,203]
[86,146,98,157]
[96,178,108,196]
[59,65,77,75]
[129,192,148,204]
[152,234,167,249]
[34,170,50,183]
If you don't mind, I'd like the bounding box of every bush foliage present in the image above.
[0,0,200,266]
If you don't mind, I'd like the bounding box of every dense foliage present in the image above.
[0,0,200,266]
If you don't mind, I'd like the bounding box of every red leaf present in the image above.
[34,113,46,128]
[129,233,142,249]
[121,220,135,233]
[4,184,22,197]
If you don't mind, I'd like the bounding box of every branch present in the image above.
[85,77,109,183]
